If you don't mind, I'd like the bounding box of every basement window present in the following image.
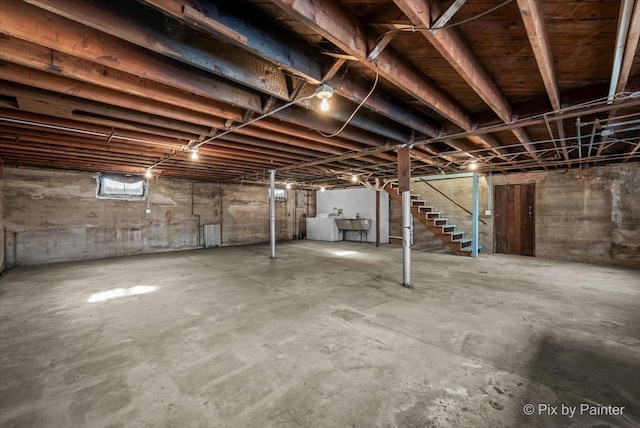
[96,173,147,201]
[269,188,287,201]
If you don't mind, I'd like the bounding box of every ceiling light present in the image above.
[468,161,478,170]
[145,169,152,178]
[351,174,359,182]
[315,84,334,112]
[286,183,292,189]
[320,186,326,192]
[190,148,199,160]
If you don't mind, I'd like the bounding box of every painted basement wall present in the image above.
[2,167,302,266]
[391,163,639,267]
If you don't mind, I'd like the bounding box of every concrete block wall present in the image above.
[1,167,305,267]
[492,164,639,267]
[391,164,639,267]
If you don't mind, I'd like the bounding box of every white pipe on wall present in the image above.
[402,190,411,287]
[608,0,635,103]
[269,169,276,259]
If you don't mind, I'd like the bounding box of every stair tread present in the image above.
[384,185,479,258]
[460,245,483,252]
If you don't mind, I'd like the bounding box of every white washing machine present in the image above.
[306,213,342,241]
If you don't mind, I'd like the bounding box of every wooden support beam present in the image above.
[511,127,539,159]
[270,0,472,130]
[322,58,347,82]
[517,0,561,111]
[0,1,263,113]
[367,32,397,61]
[140,0,443,139]
[22,0,292,100]
[432,0,468,30]
[326,74,442,138]
[393,0,512,123]
[0,64,227,131]
[0,108,190,147]
[391,0,536,159]
[0,37,245,122]
[144,0,324,83]
[624,140,640,162]
[398,146,411,192]
[556,120,570,161]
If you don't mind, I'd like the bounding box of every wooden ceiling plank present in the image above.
[0,81,215,137]
[142,0,324,83]
[0,37,245,122]
[0,109,188,147]
[21,0,420,144]
[516,0,561,111]
[21,0,292,100]
[140,0,443,138]
[0,1,263,113]
[393,0,512,123]
[0,63,227,131]
[270,0,472,130]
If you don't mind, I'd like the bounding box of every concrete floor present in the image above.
[0,241,638,427]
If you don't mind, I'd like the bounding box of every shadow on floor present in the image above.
[517,333,640,427]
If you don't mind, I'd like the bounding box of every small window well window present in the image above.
[269,188,287,201]
[96,173,147,200]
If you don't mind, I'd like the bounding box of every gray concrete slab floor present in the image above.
[1,241,639,427]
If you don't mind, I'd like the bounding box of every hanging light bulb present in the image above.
[145,169,152,178]
[315,84,334,113]
[190,148,199,160]
[286,182,292,189]
[468,160,478,170]
[320,186,326,192]
[351,174,359,183]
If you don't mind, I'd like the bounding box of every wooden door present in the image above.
[494,184,535,256]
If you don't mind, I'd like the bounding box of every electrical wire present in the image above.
[147,87,317,171]
[315,63,379,138]
[370,0,513,48]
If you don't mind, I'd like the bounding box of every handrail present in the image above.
[419,179,487,225]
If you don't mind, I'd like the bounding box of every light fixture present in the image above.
[351,174,359,183]
[286,182,292,189]
[190,147,199,160]
[320,186,326,192]
[315,84,334,112]
[468,161,478,170]
[145,169,152,178]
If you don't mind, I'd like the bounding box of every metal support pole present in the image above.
[471,172,479,258]
[402,190,411,287]
[375,190,380,248]
[269,169,276,259]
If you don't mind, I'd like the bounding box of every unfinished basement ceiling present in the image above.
[0,0,639,186]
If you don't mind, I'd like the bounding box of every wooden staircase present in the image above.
[384,182,477,257]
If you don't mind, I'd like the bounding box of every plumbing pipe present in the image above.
[402,190,411,287]
[270,169,276,259]
[471,172,479,258]
[608,0,635,103]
